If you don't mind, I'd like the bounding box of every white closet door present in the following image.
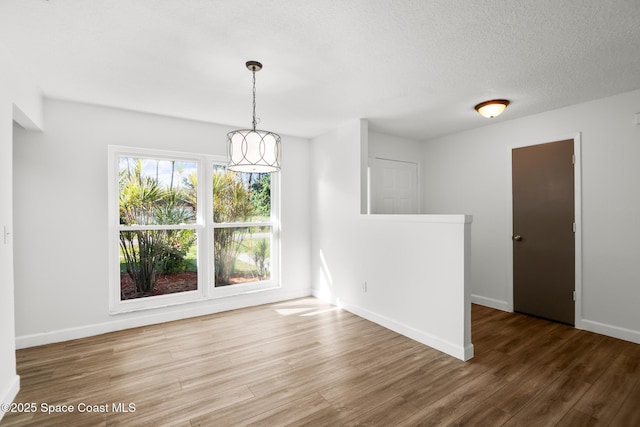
[372,158,419,214]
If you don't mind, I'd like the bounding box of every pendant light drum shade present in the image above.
[227,128,281,173]
[227,60,281,173]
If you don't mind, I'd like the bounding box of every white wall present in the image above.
[0,44,42,420]
[422,89,640,343]
[311,120,473,360]
[12,99,311,347]
[368,131,422,165]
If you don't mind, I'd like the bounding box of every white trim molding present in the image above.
[16,289,310,349]
[340,300,474,361]
[580,319,640,345]
[471,294,510,312]
[0,375,20,422]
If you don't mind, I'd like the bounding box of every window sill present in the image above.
[109,282,281,315]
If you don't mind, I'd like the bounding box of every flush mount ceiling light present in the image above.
[474,99,510,119]
[227,60,281,173]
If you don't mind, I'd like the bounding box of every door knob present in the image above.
[513,235,522,241]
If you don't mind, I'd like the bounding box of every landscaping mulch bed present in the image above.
[120,272,269,300]
[120,272,198,300]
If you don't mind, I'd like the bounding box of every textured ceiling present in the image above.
[2,0,640,140]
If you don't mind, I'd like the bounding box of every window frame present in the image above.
[208,159,281,298]
[108,146,280,314]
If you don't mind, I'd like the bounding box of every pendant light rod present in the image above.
[246,61,262,131]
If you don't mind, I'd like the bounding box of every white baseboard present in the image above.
[310,288,335,305]
[471,294,640,345]
[579,319,640,345]
[471,294,510,312]
[16,288,311,349]
[340,300,473,361]
[0,375,20,422]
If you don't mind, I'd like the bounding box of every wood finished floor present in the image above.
[2,298,639,426]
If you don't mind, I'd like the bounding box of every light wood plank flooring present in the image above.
[2,298,639,426]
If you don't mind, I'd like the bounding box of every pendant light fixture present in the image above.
[474,99,510,118]
[227,61,281,173]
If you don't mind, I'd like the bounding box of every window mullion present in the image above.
[117,224,199,231]
[200,158,212,298]
[213,221,274,229]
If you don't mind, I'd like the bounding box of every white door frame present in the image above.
[505,133,583,328]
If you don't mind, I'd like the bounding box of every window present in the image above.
[210,163,279,298]
[109,146,279,313]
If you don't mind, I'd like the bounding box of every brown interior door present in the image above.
[512,139,575,325]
